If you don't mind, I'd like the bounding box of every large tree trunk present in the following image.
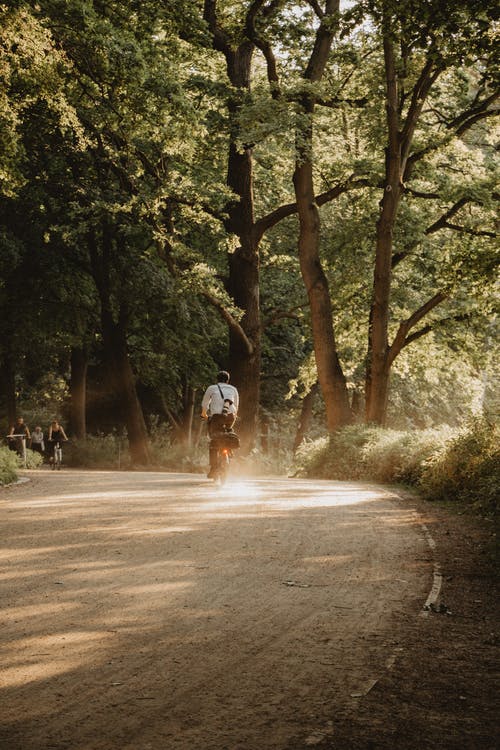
[293,383,319,452]
[70,347,88,440]
[365,29,402,425]
[90,224,151,465]
[223,44,261,452]
[365,21,441,424]
[103,316,151,465]
[226,158,260,450]
[365,202,400,424]
[293,117,351,431]
[291,1,351,433]
[1,352,16,428]
[180,381,196,447]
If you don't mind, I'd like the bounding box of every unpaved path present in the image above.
[0,470,497,750]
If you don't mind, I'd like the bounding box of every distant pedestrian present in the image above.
[31,425,45,455]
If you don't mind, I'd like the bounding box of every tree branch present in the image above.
[405,93,500,179]
[401,64,442,168]
[203,1,231,55]
[387,291,448,366]
[306,0,325,18]
[304,0,340,83]
[245,0,282,97]
[404,187,440,199]
[440,222,496,238]
[401,324,433,348]
[200,291,254,356]
[392,193,496,268]
[402,312,474,348]
[455,107,500,136]
[446,90,499,133]
[253,176,371,241]
[424,197,471,234]
[316,95,368,108]
[262,303,307,330]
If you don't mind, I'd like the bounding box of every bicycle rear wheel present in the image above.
[215,449,229,485]
[53,446,62,470]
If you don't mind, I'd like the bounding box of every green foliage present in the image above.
[67,432,208,472]
[0,447,18,485]
[23,449,44,469]
[294,423,452,484]
[149,435,207,473]
[294,419,499,515]
[420,418,499,513]
[67,435,130,469]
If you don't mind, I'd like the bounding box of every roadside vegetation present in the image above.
[294,418,499,515]
[0,446,42,485]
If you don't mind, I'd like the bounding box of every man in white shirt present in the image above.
[201,371,239,478]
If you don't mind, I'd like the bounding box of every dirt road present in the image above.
[0,470,497,750]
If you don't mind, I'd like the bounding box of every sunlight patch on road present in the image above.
[301,555,353,566]
[0,544,85,562]
[195,483,380,513]
[121,581,191,596]
[221,481,263,498]
[3,602,77,621]
[162,481,384,521]
[125,525,195,535]
[15,488,176,507]
[265,490,380,510]
[0,630,111,688]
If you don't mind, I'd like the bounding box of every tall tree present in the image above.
[363,0,499,423]
[292,0,353,431]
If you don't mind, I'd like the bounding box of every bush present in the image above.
[0,447,19,485]
[67,435,129,469]
[150,439,206,473]
[293,419,499,516]
[293,424,449,484]
[420,419,499,513]
[293,436,330,477]
[362,427,452,484]
[23,449,44,469]
[67,432,208,472]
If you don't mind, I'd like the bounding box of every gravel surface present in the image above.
[0,469,497,750]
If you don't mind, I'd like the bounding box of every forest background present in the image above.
[0,0,498,502]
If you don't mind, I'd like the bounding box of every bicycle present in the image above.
[209,427,239,485]
[49,440,65,470]
[213,443,231,484]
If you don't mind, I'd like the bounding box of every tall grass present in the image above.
[0,446,42,484]
[0,447,19,485]
[420,419,499,513]
[293,419,498,514]
[65,432,208,472]
[66,423,289,476]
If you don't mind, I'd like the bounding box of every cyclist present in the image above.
[47,419,68,463]
[201,370,239,478]
[8,416,31,456]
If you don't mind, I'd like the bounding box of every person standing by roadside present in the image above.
[31,425,45,456]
